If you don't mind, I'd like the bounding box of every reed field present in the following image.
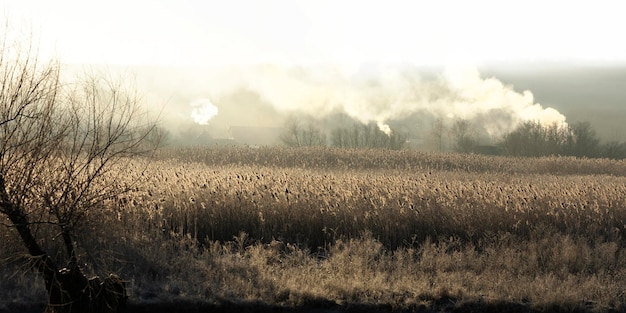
[3,146,626,312]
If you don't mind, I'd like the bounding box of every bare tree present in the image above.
[280,115,326,147]
[430,117,446,152]
[0,28,159,312]
[450,119,479,153]
[330,122,406,150]
[564,121,600,158]
[499,121,568,157]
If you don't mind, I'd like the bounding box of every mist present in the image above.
[117,63,569,146]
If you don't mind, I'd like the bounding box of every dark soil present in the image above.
[3,297,624,313]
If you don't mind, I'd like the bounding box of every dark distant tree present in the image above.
[280,115,326,147]
[147,125,171,147]
[564,121,600,158]
[430,117,446,152]
[330,127,348,147]
[0,28,160,312]
[544,123,568,155]
[499,121,567,157]
[499,121,538,156]
[330,122,406,150]
[450,119,479,153]
[601,141,626,159]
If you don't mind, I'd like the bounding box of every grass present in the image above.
[2,146,626,312]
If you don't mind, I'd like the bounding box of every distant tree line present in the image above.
[330,123,406,150]
[497,121,626,159]
[430,118,626,159]
[280,115,626,159]
[280,117,407,150]
[279,116,327,147]
[451,121,626,159]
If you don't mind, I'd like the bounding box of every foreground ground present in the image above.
[3,147,626,312]
[4,297,624,313]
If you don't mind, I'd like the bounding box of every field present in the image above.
[3,146,626,312]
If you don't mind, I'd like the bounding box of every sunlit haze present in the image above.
[5,0,626,66]
[4,0,626,145]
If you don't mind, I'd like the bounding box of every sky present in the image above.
[4,0,626,67]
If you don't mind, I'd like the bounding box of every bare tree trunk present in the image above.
[1,24,159,312]
[1,176,127,313]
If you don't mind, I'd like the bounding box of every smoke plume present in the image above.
[190,98,219,125]
[215,63,566,139]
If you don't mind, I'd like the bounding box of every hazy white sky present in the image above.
[4,0,625,67]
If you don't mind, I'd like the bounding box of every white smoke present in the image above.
[442,65,567,135]
[376,121,393,136]
[190,98,219,125]
[203,63,566,137]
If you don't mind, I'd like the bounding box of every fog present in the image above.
[102,63,580,147]
[8,0,626,147]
